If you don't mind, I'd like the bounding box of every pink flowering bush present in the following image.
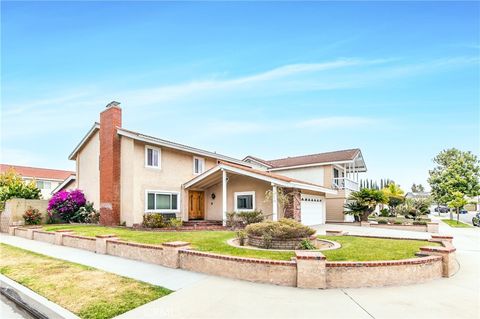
[48,189,97,223]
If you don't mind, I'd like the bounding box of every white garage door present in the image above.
[301,194,325,226]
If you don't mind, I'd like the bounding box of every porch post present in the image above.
[272,184,278,221]
[222,169,227,226]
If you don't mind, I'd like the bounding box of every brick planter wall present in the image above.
[247,235,313,250]
[179,250,297,286]
[32,230,55,244]
[9,227,458,289]
[62,234,97,252]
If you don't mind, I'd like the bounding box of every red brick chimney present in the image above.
[99,101,122,225]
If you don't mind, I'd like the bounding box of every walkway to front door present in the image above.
[188,191,205,220]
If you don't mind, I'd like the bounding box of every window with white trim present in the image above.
[146,191,179,212]
[145,146,161,168]
[36,181,51,190]
[234,191,255,211]
[193,156,205,175]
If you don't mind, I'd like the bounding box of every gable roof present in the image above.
[51,174,76,194]
[267,149,361,168]
[117,127,248,166]
[245,149,364,170]
[0,164,75,181]
[184,161,337,194]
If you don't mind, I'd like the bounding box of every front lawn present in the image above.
[43,225,437,261]
[442,219,473,228]
[0,244,171,319]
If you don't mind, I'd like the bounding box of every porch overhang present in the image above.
[183,163,337,195]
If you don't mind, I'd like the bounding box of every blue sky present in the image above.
[1,1,479,190]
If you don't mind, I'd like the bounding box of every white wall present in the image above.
[273,166,325,186]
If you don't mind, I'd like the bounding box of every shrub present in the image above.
[394,220,403,225]
[0,169,41,201]
[377,219,388,224]
[48,189,87,222]
[226,211,265,229]
[299,239,316,250]
[168,218,183,229]
[22,208,42,225]
[237,210,264,225]
[71,202,99,223]
[379,208,390,217]
[142,214,166,228]
[413,221,427,225]
[245,218,316,240]
[236,230,247,246]
[226,212,238,228]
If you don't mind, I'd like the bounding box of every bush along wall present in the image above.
[47,189,99,224]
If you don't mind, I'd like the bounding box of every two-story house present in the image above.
[0,164,75,199]
[69,102,366,227]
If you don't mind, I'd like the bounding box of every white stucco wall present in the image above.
[273,166,325,186]
[121,139,218,226]
[76,131,100,209]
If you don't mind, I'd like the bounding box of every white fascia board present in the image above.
[117,129,249,167]
[268,160,367,172]
[68,122,100,160]
[183,165,222,189]
[50,175,76,195]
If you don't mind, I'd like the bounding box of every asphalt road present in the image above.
[0,294,34,319]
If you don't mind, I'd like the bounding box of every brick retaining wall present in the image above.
[8,226,457,289]
[179,250,297,286]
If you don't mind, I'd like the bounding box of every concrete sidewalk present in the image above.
[2,224,478,319]
[0,233,208,291]
[118,222,479,319]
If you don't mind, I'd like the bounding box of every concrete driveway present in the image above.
[118,221,479,319]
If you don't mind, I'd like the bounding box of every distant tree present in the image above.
[448,192,469,225]
[428,148,480,220]
[382,183,405,215]
[411,183,425,193]
[0,168,41,201]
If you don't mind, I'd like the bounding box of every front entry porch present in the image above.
[183,162,337,226]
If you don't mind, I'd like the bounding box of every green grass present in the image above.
[43,225,437,261]
[442,219,473,228]
[320,236,438,261]
[0,243,171,319]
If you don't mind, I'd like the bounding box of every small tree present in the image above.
[448,192,468,225]
[382,183,405,215]
[428,148,480,220]
[0,168,41,201]
[344,188,388,221]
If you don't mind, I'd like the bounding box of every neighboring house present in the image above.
[69,102,366,227]
[0,164,75,199]
[51,174,77,194]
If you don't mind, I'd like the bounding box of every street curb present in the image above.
[0,274,79,319]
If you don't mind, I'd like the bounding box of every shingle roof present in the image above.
[247,149,361,169]
[0,164,75,181]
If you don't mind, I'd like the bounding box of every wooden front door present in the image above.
[188,191,205,220]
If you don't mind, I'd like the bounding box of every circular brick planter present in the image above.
[247,235,317,250]
[228,238,340,251]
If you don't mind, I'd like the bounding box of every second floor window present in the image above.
[145,146,160,168]
[193,156,205,175]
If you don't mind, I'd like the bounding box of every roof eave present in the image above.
[117,128,249,167]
